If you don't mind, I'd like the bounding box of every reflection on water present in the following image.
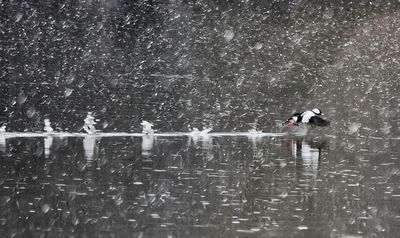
[44,136,53,158]
[83,136,98,161]
[1,134,400,237]
[0,134,6,153]
[284,137,328,181]
[142,135,154,157]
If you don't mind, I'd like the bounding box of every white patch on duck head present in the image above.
[312,108,321,115]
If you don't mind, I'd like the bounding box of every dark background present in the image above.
[1,0,399,136]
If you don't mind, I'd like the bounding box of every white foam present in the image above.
[0,131,287,138]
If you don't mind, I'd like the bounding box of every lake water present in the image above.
[1,1,400,237]
[1,132,400,237]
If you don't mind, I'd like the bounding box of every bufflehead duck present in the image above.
[283,108,330,127]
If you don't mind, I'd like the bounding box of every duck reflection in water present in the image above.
[284,136,329,179]
[83,135,99,187]
[142,134,154,157]
[0,125,7,152]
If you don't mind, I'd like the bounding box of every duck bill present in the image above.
[282,119,295,127]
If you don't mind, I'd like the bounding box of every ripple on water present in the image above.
[0,135,399,237]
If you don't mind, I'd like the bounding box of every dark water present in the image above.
[1,133,400,237]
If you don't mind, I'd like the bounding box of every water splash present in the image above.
[348,122,361,134]
[188,127,212,144]
[247,128,263,148]
[82,112,97,134]
[44,119,54,133]
[247,128,263,138]
[223,29,235,42]
[140,121,154,135]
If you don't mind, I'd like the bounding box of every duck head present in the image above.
[282,113,301,127]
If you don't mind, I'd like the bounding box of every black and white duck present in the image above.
[282,108,330,135]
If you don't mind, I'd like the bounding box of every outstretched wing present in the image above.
[309,116,330,127]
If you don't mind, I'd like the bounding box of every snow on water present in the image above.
[1,2,400,237]
[0,1,398,139]
[1,127,399,238]
[223,29,235,42]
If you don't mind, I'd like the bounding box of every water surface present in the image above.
[1,1,400,237]
[1,133,399,237]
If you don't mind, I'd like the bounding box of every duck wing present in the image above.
[309,116,330,127]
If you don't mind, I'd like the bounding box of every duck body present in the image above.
[283,108,330,129]
[298,109,330,127]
